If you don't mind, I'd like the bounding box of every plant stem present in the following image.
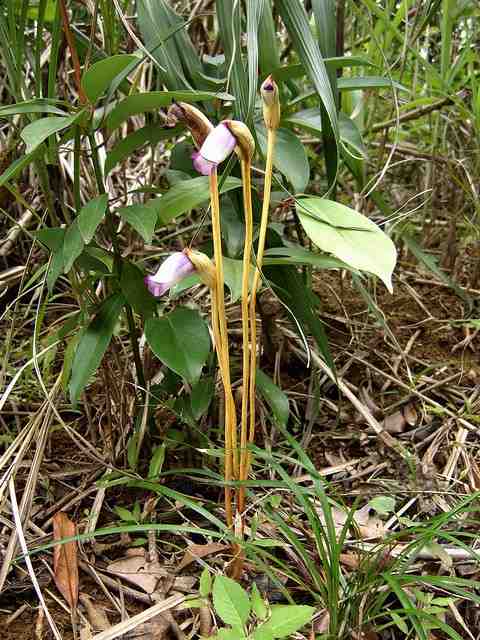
[209,170,236,527]
[238,157,254,515]
[242,127,277,500]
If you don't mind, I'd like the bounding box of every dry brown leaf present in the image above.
[125,613,170,639]
[317,504,385,540]
[80,593,111,632]
[107,549,167,594]
[382,410,407,434]
[178,542,226,571]
[53,511,79,609]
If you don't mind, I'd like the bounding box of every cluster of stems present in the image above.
[170,81,280,553]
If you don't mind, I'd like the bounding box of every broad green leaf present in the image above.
[69,293,125,404]
[120,261,157,319]
[149,176,242,225]
[0,99,67,117]
[256,370,289,427]
[258,605,314,638]
[20,114,79,152]
[285,110,367,159]
[77,194,108,243]
[81,54,140,103]
[251,583,267,620]
[145,307,210,384]
[368,495,396,515]
[215,630,246,640]
[190,376,214,421]
[36,227,65,252]
[255,125,309,193]
[252,629,275,640]
[63,221,84,273]
[263,246,351,270]
[212,575,250,628]
[296,197,396,292]
[223,257,254,303]
[105,124,183,175]
[118,204,157,243]
[105,91,232,131]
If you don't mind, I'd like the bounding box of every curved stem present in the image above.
[209,170,236,526]
[237,157,254,515]
[245,128,276,486]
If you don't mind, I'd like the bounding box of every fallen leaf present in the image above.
[80,593,111,631]
[382,410,407,434]
[125,613,170,639]
[107,549,167,594]
[178,542,227,571]
[317,504,385,539]
[53,512,79,608]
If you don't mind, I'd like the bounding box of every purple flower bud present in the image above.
[192,123,237,175]
[144,251,195,297]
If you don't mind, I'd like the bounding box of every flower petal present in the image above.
[145,252,195,297]
[199,123,236,164]
[192,151,215,176]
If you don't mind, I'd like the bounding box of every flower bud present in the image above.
[184,249,216,289]
[224,120,255,162]
[261,75,280,130]
[167,102,214,149]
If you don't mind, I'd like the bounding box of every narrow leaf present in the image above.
[256,370,289,427]
[69,293,125,403]
[21,114,79,152]
[81,54,140,103]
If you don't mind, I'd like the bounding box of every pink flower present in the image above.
[144,251,195,297]
[192,122,237,175]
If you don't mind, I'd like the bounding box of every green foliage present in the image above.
[145,307,210,384]
[207,575,314,639]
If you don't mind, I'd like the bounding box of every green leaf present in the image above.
[199,568,212,598]
[296,197,397,292]
[276,0,339,188]
[120,261,157,319]
[251,629,275,640]
[285,110,367,159]
[190,376,214,421]
[149,176,243,225]
[255,125,309,193]
[105,90,232,131]
[118,204,157,243]
[256,370,289,427]
[105,124,183,175]
[390,611,409,635]
[82,54,140,103]
[263,246,351,270]
[69,293,125,404]
[216,630,246,640]
[145,307,210,384]
[63,221,84,273]
[337,76,408,92]
[0,99,67,117]
[20,114,79,153]
[258,605,314,638]
[148,444,166,479]
[368,495,396,515]
[114,506,136,523]
[223,257,254,303]
[77,194,108,243]
[212,575,251,628]
[251,583,267,620]
[0,150,38,188]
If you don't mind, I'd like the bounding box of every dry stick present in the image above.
[209,170,235,527]
[237,155,254,516]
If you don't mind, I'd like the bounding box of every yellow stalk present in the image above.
[237,157,254,516]
[209,170,236,526]
[245,127,277,481]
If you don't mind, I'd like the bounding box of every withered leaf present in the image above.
[53,511,79,608]
[178,542,226,571]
